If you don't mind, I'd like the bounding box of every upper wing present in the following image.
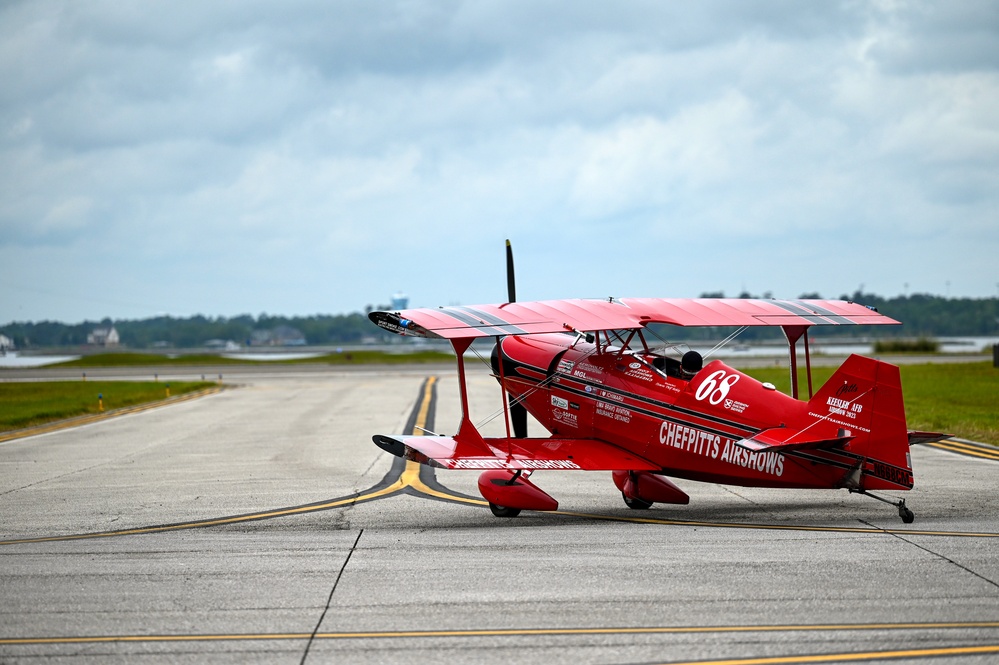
[373,434,660,471]
[369,298,898,340]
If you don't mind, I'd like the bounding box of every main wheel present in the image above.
[623,493,653,510]
[489,503,522,518]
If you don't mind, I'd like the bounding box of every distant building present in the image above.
[0,334,13,353]
[273,325,307,346]
[250,326,306,346]
[391,291,409,309]
[87,327,120,347]
[204,339,241,350]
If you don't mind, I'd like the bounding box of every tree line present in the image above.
[1,313,376,350]
[664,291,999,342]
[2,292,997,350]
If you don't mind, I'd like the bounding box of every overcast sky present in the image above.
[2,1,997,325]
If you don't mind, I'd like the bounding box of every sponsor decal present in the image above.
[448,459,581,470]
[553,410,578,427]
[558,359,575,374]
[808,411,871,433]
[836,383,859,397]
[577,362,603,374]
[585,385,593,393]
[518,459,581,470]
[573,368,602,383]
[599,389,625,403]
[596,404,632,424]
[825,396,863,420]
[659,422,722,459]
[658,421,784,477]
[723,398,749,414]
[379,321,425,337]
[720,441,785,477]
[694,370,740,405]
[551,394,578,427]
[625,366,655,382]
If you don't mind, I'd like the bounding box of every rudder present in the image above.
[808,354,913,490]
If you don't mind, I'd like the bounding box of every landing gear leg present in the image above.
[898,499,915,524]
[850,489,914,524]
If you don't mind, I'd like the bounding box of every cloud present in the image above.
[1,0,997,323]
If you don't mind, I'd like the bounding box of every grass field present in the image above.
[0,381,217,432]
[742,362,999,446]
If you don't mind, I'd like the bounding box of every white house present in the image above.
[88,327,120,347]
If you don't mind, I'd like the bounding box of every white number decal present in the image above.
[695,370,740,405]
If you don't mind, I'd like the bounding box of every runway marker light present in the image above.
[165,384,170,398]
[98,393,103,412]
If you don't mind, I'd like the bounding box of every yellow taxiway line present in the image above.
[2,620,998,646]
[927,438,999,461]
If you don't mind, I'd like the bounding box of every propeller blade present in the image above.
[510,398,528,439]
[505,239,516,303]
[503,240,524,436]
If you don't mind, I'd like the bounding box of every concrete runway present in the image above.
[2,364,998,664]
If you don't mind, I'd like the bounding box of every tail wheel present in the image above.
[623,493,653,510]
[489,503,522,518]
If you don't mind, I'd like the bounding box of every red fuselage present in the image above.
[494,333,913,492]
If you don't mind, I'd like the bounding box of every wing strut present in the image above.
[450,337,506,455]
[781,325,813,400]
[452,337,477,441]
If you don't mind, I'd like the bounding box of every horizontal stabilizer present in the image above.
[908,430,949,446]
[373,434,659,471]
[735,427,854,453]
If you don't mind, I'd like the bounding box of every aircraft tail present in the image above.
[807,354,913,490]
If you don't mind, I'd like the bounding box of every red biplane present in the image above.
[370,243,942,523]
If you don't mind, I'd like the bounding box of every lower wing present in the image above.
[372,434,659,471]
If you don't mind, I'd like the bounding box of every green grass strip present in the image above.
[742,362,999,446]
[0,381,217,432]
[44,350,454,368]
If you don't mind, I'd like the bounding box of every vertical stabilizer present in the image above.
[808,355,913,490]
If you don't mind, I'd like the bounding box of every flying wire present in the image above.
[703,325,749,360]
[467,338,604,430]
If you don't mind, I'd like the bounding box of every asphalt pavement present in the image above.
[1,364,998,664]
